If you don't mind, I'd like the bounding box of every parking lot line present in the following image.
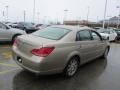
[0,62,19,67]
[1,51,12,59]
[0,68,20,74]
[0,45,11,48]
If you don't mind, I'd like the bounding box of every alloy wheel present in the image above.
[66,58,78,77]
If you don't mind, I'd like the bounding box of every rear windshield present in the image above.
[32,27,71,40]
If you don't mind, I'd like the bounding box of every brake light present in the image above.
[31,47,55,57]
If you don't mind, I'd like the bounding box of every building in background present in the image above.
[100,16,120,25]
[63,20,102,28]
[63,16,120,29]
[63,20,97,25]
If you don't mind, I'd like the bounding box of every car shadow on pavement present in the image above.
[0,42,12,46]
[13,58,107,90]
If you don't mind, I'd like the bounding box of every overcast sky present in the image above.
[0,0,120,23]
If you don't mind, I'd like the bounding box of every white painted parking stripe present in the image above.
[0,45,11,48]
[0,68,20,74]
[0,63,19,67]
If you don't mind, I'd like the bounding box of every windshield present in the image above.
[32,27,71,40]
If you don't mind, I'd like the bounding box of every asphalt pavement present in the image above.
[0,43,120,90]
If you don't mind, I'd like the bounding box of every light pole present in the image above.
[37,12,40,23]
[33,0,36,23]
[78,17,81,26]
[43,16,46,24]
[87,7,90,22]
[103,0,108,29]
[97,16,99,22]
[117,6,120,29]
[63,9,68,24]
[2,11,5,21]
[107,16,111,28]
[5,5,9,22]
[23,10,26,22]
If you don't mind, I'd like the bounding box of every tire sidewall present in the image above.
[64,57,79,78]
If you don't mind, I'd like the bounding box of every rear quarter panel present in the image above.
[43,42,81,70]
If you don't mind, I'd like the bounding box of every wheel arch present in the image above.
[64,51,81,69]
[12,33,22,42]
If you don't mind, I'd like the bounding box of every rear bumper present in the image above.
[12,47,63,75]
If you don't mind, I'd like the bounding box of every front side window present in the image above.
[32,27,71,40]
[77,30,92,41]
[91,31,101,41]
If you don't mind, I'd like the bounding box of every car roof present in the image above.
[50,25,93,31]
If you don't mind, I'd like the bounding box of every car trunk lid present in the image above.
[16,35,56,56]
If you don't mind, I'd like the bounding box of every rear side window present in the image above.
[32,27,71,40]
[77,30,92,41]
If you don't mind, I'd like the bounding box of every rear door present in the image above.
[76,30,96,64]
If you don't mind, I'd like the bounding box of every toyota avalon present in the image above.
[12,25,110,77]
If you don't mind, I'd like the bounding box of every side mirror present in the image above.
[102,36,109,41]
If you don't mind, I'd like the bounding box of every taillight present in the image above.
[31,47,55,57]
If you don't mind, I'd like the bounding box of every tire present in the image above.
[115,37,118,42]
[101,47,109,59]
[63,57,79,78]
